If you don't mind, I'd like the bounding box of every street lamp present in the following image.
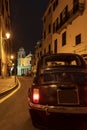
[11,55,14,60]
[6,32,11,39]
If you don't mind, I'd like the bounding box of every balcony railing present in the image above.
[56,1,85,34]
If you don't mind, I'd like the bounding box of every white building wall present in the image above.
[17,48,32,75]
[17,67,21,75]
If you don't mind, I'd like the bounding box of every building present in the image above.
[42,2,53,55]
[0,0,11,77]
[31,41,42,75]
[41,0,87,55]
[17,47,32,76]
[29,0,87,73]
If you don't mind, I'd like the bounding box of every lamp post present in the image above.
[10,54,17,83]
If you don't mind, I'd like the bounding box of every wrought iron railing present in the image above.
[56,1,85,33]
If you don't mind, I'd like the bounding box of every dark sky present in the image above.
[11,0,49,54]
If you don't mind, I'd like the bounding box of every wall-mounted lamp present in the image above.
[5,32,10,39]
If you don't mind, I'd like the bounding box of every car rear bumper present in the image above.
[28,100,87,114]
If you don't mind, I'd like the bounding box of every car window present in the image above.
[43,55,82,67]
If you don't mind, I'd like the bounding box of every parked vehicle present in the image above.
[28,53,87,129]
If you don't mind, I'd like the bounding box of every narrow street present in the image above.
[0,76,38,130]
[0,76,87,130]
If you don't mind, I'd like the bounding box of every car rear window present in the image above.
[43,55,82,67]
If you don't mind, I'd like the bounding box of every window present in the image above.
[22,54,25,58]
[73,0,79,13]
[48,24,51,33]
[48,44,51,54]
[44,31,46,39]
[53,22,55,33]
[62,31,66,46]
[60,12,62,25]
[53,17,58,33]
[75,34,81,45]
[18,54,21,58]
[53,2,55,11]
[44,17,46,23]
[44,49,46,54]
[40,51,42,57]
[53,0,59,11]
[55,0,58,6]
[54,39,58,53]
[5,0,8,12]
[48,7,51,14]
[2,1,4,16]
[38,53,39,58]
[60,5,68,25]
[55,18,58,32]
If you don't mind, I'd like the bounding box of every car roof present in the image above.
[37,53,86,68]
[39,53,82,59]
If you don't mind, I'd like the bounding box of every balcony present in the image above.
[56,1,85,34]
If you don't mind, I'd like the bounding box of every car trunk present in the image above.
[39,83,79,106]
[36,68,87,106]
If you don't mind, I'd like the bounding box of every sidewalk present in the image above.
[0,76,18,96]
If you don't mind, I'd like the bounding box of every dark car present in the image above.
[28,53,87,128]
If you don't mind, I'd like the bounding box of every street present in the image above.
[0,76,87,130]
[0,76,38,130]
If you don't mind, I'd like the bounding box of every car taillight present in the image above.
[33,89,40,103]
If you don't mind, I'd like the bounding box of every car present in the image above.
[28,53,87,129]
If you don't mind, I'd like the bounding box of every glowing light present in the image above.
[6,32,10,39]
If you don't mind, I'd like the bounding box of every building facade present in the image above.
[17,47,32,76]
[31,41,42,75]
[42,2,53,55]
[30,0,87,74]
[0,0,11,77]
[41,0,87,55]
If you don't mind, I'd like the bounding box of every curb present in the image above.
[0,81,19,98]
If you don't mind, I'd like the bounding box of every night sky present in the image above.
[11,0,50,54]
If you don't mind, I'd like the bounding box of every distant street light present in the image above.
[5,32,10,39]
[11,55,14,60]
